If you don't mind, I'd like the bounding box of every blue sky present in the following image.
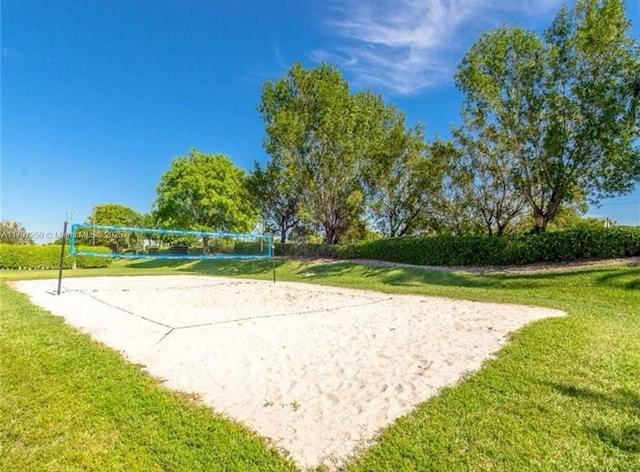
[2,0,639,241]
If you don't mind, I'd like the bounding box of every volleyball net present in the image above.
[68,224,273,260]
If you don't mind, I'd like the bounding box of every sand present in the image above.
[13,275,564,469]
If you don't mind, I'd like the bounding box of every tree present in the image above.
[455,0,640,233]
[0,220,34,244]
[248,159,301,243]
[84,203,143,251]
[154,149,257,252]
[451,123,528,236]
[88,203,143,228]
[365,121,444,237]
[428,140,487,236]
[259,62,392,244]
[544,202,597,231]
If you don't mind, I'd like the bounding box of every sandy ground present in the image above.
[13,275,564,470]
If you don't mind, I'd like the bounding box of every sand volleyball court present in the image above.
[14,275,564,469]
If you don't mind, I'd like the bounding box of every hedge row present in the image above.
[0,245,113,269]
[276,227,640,267]
[3,227,637,269]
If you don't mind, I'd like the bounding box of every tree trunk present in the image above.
[532,211,546,233]
[532,198,562,234]
[202,235,210,255]
[325,224,339,245]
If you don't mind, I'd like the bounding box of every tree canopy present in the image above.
[82,203,143,251]
[455,0,640,232]
[259,62,372,244]
[87,203,142,228]
[154,149,257,235]
[248,159,301,243]
[259,61,442,243]
[364,122,445,237]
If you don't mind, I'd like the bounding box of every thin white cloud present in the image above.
[315,0,564,95]
[271,42,290,71]
[240,42,294,86]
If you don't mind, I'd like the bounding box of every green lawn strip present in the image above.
[1,259,639,470]
[346,314,640,471]
[0,284,297,472]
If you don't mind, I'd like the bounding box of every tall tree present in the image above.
[259,62,391,244]
[88,203,142,227]
[455,0,640,233]
[429,140,487,236]
[248,159,301,243]
[365,121,444,237]
[154,149,257,251]
[452,122,528,236]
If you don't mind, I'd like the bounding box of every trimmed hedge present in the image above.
[0,244,113,269]
[3,228,637,269]
[344,227,640,266]
[344,234,507,266]
[275,227,640,267]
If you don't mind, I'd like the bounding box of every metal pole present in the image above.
[57,221,68,296]
[271,234,276,283]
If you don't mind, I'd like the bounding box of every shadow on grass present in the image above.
[121,258,286,277]
[294,261,626,291]
[120,257,640,294]
[544,381,640,452]
[544,381,640,411]
[594,267,640,291]
[178,258,286,277]
[294,262,499,288]
[123,259,194,269]
[593,423,640,453]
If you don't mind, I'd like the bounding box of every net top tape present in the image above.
[70,223,269,239]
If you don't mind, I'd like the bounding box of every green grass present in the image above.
[2,258,639,471]
[0,280,297,472]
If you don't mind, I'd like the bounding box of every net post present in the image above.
[271,234,276,283]
[56,221,68,296]
[267,234,276,284]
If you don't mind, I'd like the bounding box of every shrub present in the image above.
[0,244,112,269]
[73,246,112,268]
[340,227,640,267]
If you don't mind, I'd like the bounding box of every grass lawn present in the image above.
[1,258,639,471]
